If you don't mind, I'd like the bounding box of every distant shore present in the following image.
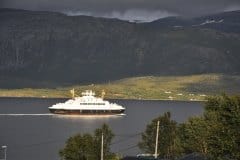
[0,95,206,102]
[0,88,208,101]
[0,74,239,102]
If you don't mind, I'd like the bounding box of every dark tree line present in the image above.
[139,94,240,159]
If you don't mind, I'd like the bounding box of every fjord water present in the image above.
[0,98,203,160]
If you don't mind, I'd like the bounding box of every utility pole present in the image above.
[154,121,160,159]
[1,146,7,160]
[101,132,104,160]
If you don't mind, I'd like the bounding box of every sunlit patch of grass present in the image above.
[0,74,239,101]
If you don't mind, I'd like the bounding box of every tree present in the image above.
[138,112,181,159]
[178,117,209,155]
[59,133,95,160]
[203,95,240,160]
[59,124,117,160]
[178,94,240,160]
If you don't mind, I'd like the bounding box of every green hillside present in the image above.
[0,74,239,101]
[0,9,240,88]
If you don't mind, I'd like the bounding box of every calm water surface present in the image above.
[0,98,204,160]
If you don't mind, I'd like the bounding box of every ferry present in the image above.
[49,90,125,115]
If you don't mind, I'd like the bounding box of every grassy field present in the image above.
[0,74,239,101]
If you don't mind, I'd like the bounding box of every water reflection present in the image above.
[52,113,126,119]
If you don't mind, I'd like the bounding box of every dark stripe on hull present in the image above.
[49,109,125,115]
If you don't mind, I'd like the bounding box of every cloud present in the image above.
[1,0,240,21]
[224,5,240,12]
[64,9,177,22]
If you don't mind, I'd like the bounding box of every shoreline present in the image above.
[0,96,206,102]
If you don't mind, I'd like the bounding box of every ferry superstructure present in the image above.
[49,90,125,115]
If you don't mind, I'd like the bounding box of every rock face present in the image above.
[0,8,240,87]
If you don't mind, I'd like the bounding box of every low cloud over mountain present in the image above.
[1,0,240,22]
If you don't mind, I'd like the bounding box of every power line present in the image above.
[115,132,142,137]
[9,132,141,150]
[111,133,141,146]
[117,144,139,153]
[10,139,63,150]
[8,132,143,154]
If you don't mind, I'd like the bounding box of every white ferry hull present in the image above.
[49,90,125,115]
[49,108,125,115]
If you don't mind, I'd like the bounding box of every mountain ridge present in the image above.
[0,8,240,87]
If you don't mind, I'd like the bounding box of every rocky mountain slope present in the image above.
[0,8,240,87]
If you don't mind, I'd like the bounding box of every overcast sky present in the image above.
[2,0,240,22]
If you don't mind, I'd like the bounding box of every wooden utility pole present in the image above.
[154,121,160,159]
[101,132,104,160]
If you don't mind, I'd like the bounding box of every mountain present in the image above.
[0,8,240,87]
[149,10,240,33]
